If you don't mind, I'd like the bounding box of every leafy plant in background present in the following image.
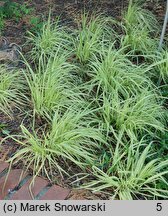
[0,0,33,22]
[0,123,10,136]
[0,12,4,31]
[29,16,44,34]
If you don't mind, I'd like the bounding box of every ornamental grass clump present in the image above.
[0,66,25,117]
[122,26,158,55]
[23,51,78,119]
[88,45,152,99]
[84,138,168,200]
[120,1,159,55]
[6,108,105,179]
[27,15,71,61]
[152,50,168,84]
[97,90,165,141]
[123,0,158,33]
[73,13,114,64]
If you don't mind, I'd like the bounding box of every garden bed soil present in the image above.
[4,0,167,46]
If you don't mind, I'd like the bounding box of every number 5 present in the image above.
[156,203,162,211]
